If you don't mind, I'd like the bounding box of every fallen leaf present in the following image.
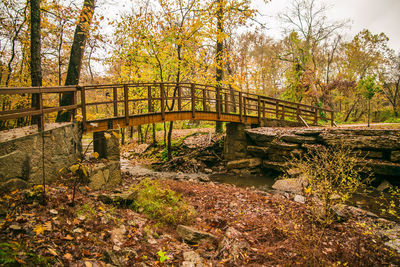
[112,131,120,139]
[64,253,72,261]
[85,262,93,267]
[48,248,58,256]
[9,224,21,231]
[50,209,58,215]
[34,224,46,236]
[45,221,52,231]
[63,235,74,240]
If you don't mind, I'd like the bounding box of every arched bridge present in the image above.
[0,82,335,132]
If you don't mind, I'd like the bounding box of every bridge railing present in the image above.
[0,82,334,131]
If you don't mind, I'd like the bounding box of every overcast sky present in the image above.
[254,0,400,51]
[96,0,399,73]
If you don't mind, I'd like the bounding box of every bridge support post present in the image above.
[223,122,249,161]
[93,130,120,161]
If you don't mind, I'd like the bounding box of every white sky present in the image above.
[95,0,400,73]
[253,0,400,51]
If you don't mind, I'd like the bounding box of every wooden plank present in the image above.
[85,111,261,133]
[262,100,265,118]
[160,83,165,120]
[148,86,152,112]
[38,90,44,131]
[257,95,261,123]
[113,87,118,117]
[0,107,36,115]
[239,92,242,122]
[124,84,129,125]
[276,100,279,119]
[243,97,247,117]
[0,87,77,94]
[299,115,309,127]
[73,90,77,120]
[80,86,87,131]
[296,104,300,122]
[191,83,196,118]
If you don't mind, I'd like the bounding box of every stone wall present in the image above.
[0,123,82,190]
[226,126,400,179]
[223,119,304,160]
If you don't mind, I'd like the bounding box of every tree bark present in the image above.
[215,0,224,133]
[30,0,42,127]
[56,0,96,122]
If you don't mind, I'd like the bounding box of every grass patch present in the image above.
[129,179,196,226]
[0,242,54,266]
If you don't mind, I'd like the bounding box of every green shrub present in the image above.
[129,179,196,225]
[384,117,400,123]
[287,145,369,224]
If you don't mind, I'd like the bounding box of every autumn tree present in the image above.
[279,0,347,105]
[381,53,400,117]
[340,30,389,122]
[56,0,96,122]
[357,75,380,126]
[30,0,42,127]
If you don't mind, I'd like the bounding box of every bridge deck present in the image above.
[0,82,334,132]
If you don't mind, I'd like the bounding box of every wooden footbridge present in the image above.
[0,82,335,132]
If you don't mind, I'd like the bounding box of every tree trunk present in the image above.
[167,121,174,160]
[368,99,371,127]
[215,0,224,133]
[56,0,96,122]
[30,0,42,128]
[152,123,157,145]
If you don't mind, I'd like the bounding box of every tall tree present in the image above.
[56,0,96,122]
[30,0,42,127]
[381,53,400,117]
[279,0,347,105]
[215,0,224,133]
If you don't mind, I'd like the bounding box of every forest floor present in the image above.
[1,126,400,266]
[1,173,400,266]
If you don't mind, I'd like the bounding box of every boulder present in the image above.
[351,150,383,159]
[268,141,299,150]
[294,194,306,203]
[294,129,323,136]
[280,134,318,144]
[391,151,400,162]
[0,178,28,193]
[267,149,303,162]
[272,178,307,194]
[262,160,287,172]
[218,227,249,261]
[88,161,121,190]
[247,146,269,157]
[365,160,400,177]
[226,158,262,169]
[377,180,392,192]
[320,131,400,150]
[97,191,136,205]
[245,128,278,146]
[176,225,217,244]
[181,251,205,267]
[0,151,29,182]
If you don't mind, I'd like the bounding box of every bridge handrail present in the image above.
[0,82,335,131]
